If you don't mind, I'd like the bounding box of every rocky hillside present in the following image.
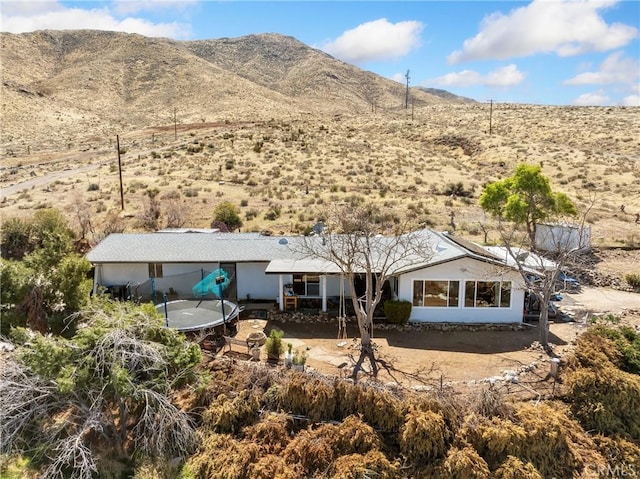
[0,30,446,152]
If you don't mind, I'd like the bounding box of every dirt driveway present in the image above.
[231,286,639,389]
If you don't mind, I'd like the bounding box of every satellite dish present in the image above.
[192,268,231,298]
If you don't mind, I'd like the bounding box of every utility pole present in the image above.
[488,99,494,136]
[116,135,124,211]
[404,69,410,109]
[173,107,177,141]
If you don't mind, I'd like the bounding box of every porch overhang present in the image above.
[265,258,342,275]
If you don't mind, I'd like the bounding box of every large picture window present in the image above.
[292,274,320,296]
[464,281,511,308]
[413,280,460,307]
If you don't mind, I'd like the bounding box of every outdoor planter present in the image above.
[264,329,284,362]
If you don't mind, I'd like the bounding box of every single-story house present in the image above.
[86,229,530,324]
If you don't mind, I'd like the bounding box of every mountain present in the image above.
[0,30,451,151]
[416,87,476,104]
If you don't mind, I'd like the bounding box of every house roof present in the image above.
[86,232,296,263]
[86,229,533,275]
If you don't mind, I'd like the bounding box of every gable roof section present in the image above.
[86,233,296,263]
[390,229,504,275]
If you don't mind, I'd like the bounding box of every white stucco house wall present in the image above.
[86,229,530,324]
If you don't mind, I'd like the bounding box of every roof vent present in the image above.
[278,238,289,245]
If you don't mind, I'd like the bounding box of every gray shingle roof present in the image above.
[86,233,297,263]
[86,230,516,273]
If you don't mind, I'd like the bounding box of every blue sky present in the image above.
[2,1,639,106]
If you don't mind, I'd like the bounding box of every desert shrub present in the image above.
[246,455,298,479]
[588,325,640,374]
[282,416,382,475]
[183,433,261,479]
[334,381,405,432]
[565,327,640,439]
[442,181,473,197]
[282,428,336,474]
[565,366,640,439]
[87,183,99,191]
[264,205,281,221]
[625,272,640,289]
[202,390,260,433]
[186,144,203,154]
[212,201,242,230]
[277,373,335,422]
[400,407,451,462]
[329,450,398,479]
[514,403,588,477]
[593,434,640,470]
[492,456,543,479]
[458,414,526,469]
[242,413,291,454]
[383,300,412,325]
[245,208,259,221]
[440,445,490,479]
[471,385,513,418]
[131,458,181,479]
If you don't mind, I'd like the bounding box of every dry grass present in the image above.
[2,106,639,254]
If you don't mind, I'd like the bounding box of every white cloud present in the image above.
[0,1,191,39]
[321,18,423,64]
[428,64,525,88]
[391,72,406,84]
[622,94,640,106]
[485,64,526,87]
[571,90,610,106]
[111,0,198,16]
[448,0,638,63]
[564,51,640,85]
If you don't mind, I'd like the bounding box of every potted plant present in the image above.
[264,329,285,362]
[284,342,294,368]
[292,348,307,371]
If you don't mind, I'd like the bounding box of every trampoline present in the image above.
[157,299,241,332]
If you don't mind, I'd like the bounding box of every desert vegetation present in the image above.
[2,304,639,477]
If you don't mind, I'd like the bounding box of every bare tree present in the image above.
[165,198,190,228]
[67,193,95,240]
[493,204,593,348]
[293,204,433,379]
[0,302,200,477]
[138,188,162,230]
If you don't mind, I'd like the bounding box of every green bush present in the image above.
[625,273,640,289]
[383,300,412,325]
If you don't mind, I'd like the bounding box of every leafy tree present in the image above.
[212,201,243,231]
[293,204,432,380]
[1,209,73,261]
[0,299,202,478]
[0,217,33,260]
[0,209,91,335]
[479,163,576,245]
[479,164,584,348]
